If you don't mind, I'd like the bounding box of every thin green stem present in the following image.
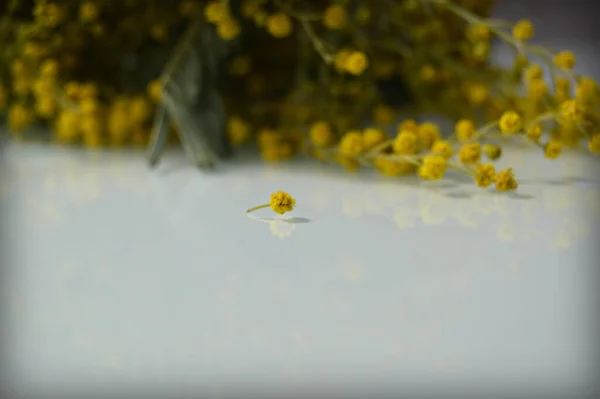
[246,204,270,213]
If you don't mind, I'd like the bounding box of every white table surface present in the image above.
[1,140,599,398]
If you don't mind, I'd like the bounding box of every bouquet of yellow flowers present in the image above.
[1,0,599,191]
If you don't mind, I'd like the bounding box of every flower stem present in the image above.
[246,204,270,213]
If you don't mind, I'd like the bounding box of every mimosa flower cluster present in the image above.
[1,0,599,192]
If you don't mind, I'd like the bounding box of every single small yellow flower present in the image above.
[129,96,152,125]
[35,96,56,118]
[588,134,600,154]
[397,119,418,133]
[147,79,162,103]
[466,24,491,41]
[483,144,502,160]
[475,163,496,188]
[495,168,518,192]
[362,127,387,150]
[393,130,418,154]
[64,81,82,99]
[458,142,481,164]
[334,49,352,71]
[344,51,369,75]
[466,83,489,105]
[55,109,80,143]
[80,83,98,99]
[526,123,543,141]
[559,99,584,122]
[205,1,228,23]
[11,59,27,77]
[524,64,543,82]
[8,104,33,133]
[512,19,534,41]
[269,190,296,215]
[372,105,395,127]
[79,2,100,22]
[40,59,59,77]
[323,4,348,30]
[80,97,99,115]
[217,18,241,40]
[419,65,438,82]
[455,119,476,142]
[544,139,562,159]
[261,143,293,162]
[227,116,250,145]
[310,121,334,147]
[471,41,490,61]
[527,79,548,100]
[418,155,448,181]
[13,78,32,96]
[338,130,364,157]
[149,24,169,42]
[499,111,522,134]
[266,12,293,38]
[553,51,576,70]
[431,140,454,159]
[575,77,599,106]
[241,0,262,18]
[417,122,441,150]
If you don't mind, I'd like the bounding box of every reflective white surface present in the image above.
[1,142,599,397]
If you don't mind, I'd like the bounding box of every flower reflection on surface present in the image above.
[393,208,416,229]
[418,196,448,226]
[341,197,363,218]
[269,219,296,239]
[335,254,366,283]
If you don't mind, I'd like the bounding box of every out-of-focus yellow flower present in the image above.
[205,1,228,23]
[266,12,293,38]
[588,135,600,154]
[455,119,476,142]
[362,128,387,150]
[344,51,369,75]
[495,168,518,192]
[227,116,251,145]
[393,130,418,154]
[553,51,576,70]
[217,18,241,40]
[324,4,348,30]
[79,2,100,23]
[483,144,502,160]
[431,140,454,159]
[417,122,440,150]
[499,111,522,134]
[129,96,152,125]
[526,123,543,142]
[544,139,562,159]
[147,79,162,103]
[8,104,33,133]
[310,121,334,147]
[458,142,481,164]
[512,19,534,41]
[474,163,496,188]
[338,130,364,157]
[418,155,447,180]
